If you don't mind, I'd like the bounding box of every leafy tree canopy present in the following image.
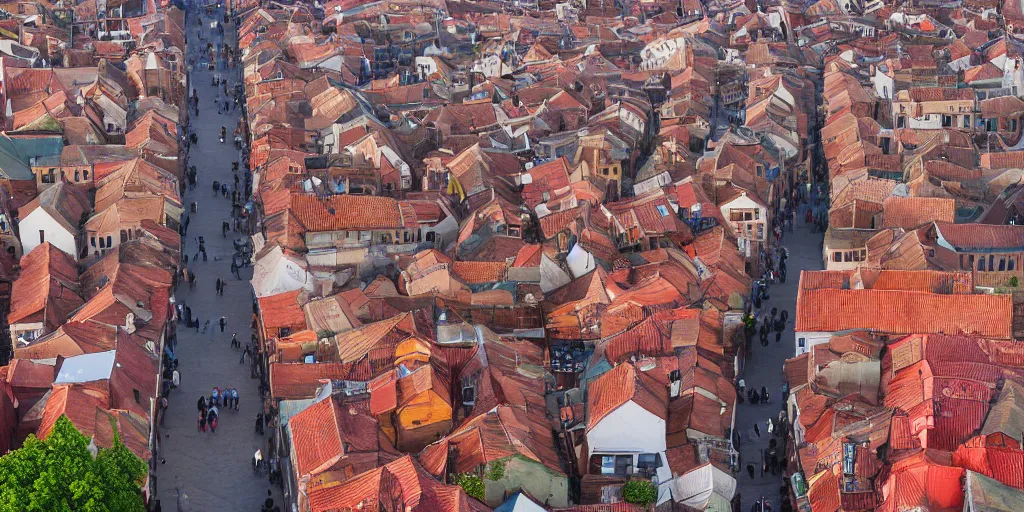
[0,415,147,512]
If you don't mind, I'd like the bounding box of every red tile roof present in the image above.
[934,221,1024,251]
[450,261,507,284]
[288,397,390,480]
[880,197,955,229]
[953,437,1024,490]
[258,290,307,339]
[586,362,668,431]
[306,455,486,512]
[290,193,404,232]
[878,451,964,512]
[9,243,83,328]
[419,404,564,478]
[795,289,1013,338]
[269,362,353,400]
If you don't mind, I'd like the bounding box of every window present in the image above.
[74,170,80,181]
[83,170,89,180]
[656,205,670,217]
[99,237,105,249]
[637,453,662,474]
[1000,258,1007,271]
[833,252,841,262]
[38,230,44,244]
[133,389,140,403]
[120,230,129,243]
[798,338,806,349]
[42,169,56,184]
[1011,259,1017,271]
[990,255,996,272]
[942,115,952,127]
[91,236,96,247]
[106,236,112,248]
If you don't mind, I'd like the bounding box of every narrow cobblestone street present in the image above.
[155,5,283,511]
[734,218,823,511]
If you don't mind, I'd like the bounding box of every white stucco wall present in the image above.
[20,209,76,258]
[587,401,666,455]
[794,331,831,356]
[872,68,894,100]
[719,193,767,225]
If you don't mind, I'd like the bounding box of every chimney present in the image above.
[54,355,65,378]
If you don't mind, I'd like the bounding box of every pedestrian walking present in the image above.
[767,418,775,435]
[219,316,226,332]
[216,278,222,295]
[231,387,239,410]
[202,319,210,333]
[231,333,239,348]
[198,411,207,432]
[761,387,770,404]
[207,406,219,433]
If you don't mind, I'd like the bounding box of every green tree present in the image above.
[0,415,147,512]
[452,473,485,501]
[622,479,658,505]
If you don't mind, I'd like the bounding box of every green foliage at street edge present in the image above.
[453,472,485,500]
[622,479,658,505]
[0,415,147,512]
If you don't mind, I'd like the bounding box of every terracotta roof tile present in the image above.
[290,193,404,232]
[450,261,507,284]
[935,221,1024,251]
[880,197,955,229]
[269,362,353,400]
[306,455,486,512]
[9,243,83,328]
[795,288,1013,338]
[258,290,307,339]
[586,363,668,431]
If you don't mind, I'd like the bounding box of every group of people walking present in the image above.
[195,387,238,432]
